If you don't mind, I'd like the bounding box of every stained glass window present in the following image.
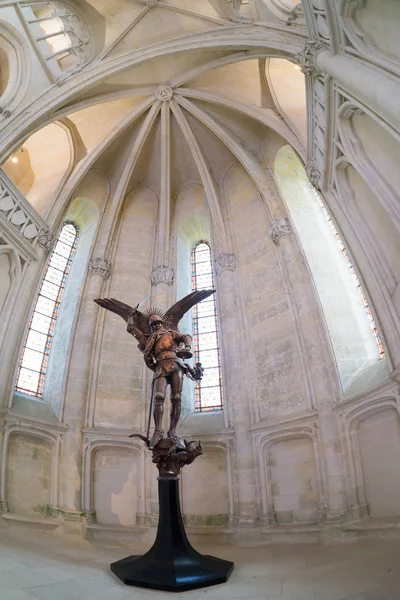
[191,241,223,412]
[15,222,79,397]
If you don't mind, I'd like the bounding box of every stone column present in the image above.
[152,88,174,311]
[270,217,348,521]
[214,253,260,527]
[58,257,111,529]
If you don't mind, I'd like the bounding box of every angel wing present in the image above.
[94,297,150,336]
[164,290,215,331]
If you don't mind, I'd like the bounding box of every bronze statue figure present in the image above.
[94,290,214,450]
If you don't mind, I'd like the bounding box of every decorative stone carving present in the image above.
[88,257,111,279]
[270,217,291,245]
[214,253,236,276]
[155,85,173,102]
[37,228,56,253]
[305,160,322,189]
[152,438,203,477]
[147,0,158,6]
[0,499,8,513]
[151,265,174,286]
[0,108,12,118]
[295,40,328,75]
[286,2,303,26]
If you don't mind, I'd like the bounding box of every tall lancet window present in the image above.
[15,222,78,397]
[191,241,223,412]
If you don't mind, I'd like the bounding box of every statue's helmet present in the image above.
[149,314,164,327]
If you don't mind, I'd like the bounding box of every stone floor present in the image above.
[0,527,399,600]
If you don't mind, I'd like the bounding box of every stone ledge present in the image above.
[1,512,62,531]
[85,522,149,542]
[343,517,400,542]
[186,526,234,545]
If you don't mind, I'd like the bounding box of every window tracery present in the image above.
[15,222,78,397]
[191,241,223,412]
[21,2,90,74]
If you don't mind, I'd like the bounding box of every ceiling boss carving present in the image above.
[155,85,174,102]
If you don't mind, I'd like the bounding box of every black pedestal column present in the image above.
[110,476,234,592]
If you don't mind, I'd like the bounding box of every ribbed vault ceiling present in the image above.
[3,0,307,227]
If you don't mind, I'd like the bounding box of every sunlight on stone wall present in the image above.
[3,123,71,218]
[44,172,107,416]
[225,163,308,415]
[93,447,138,526]
[275,145,381,392]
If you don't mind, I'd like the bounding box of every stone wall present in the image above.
[0,0,400,545]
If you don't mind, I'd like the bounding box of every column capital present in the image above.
[270,217,291,245]
[214,253,236,276]
[87,257,111,280]
[151,265,174,286]
[305,160,322,189]
[296,40,328,75]
[37,228,56,253]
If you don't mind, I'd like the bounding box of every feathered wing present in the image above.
[94,297,149,333]
[164,290,215,331]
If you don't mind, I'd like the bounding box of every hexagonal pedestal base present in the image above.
[110,477,234,592]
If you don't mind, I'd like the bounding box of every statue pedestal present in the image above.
[110,476,234,592]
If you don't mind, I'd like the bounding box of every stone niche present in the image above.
[357,408,400,518]
[269,436,319,524]
[181,448,230,526]
[93,446,139,526]
[6,434,52,515]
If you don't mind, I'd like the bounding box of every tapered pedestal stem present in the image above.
[110,476,234,592]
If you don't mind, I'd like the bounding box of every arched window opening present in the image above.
[274,145,386,393]
[15,222,78,398]
[317,193,385,359]
[191,241,223,412]
[21,3,90,73]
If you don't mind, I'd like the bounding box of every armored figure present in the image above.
[94,290,213,449]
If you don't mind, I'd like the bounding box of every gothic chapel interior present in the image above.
[1,0,400,577]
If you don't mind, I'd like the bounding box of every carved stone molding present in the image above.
[151,265,174,286]
[155,85,173,101]
[37,228,56,253]
[295,40,328,75]
[88,257,112,280]
[0,499,8,513]
[214,253,236,276]
[305,160,322,189]
[286,3,303,26]
[270,217,291,245]
[0,108,12,118]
